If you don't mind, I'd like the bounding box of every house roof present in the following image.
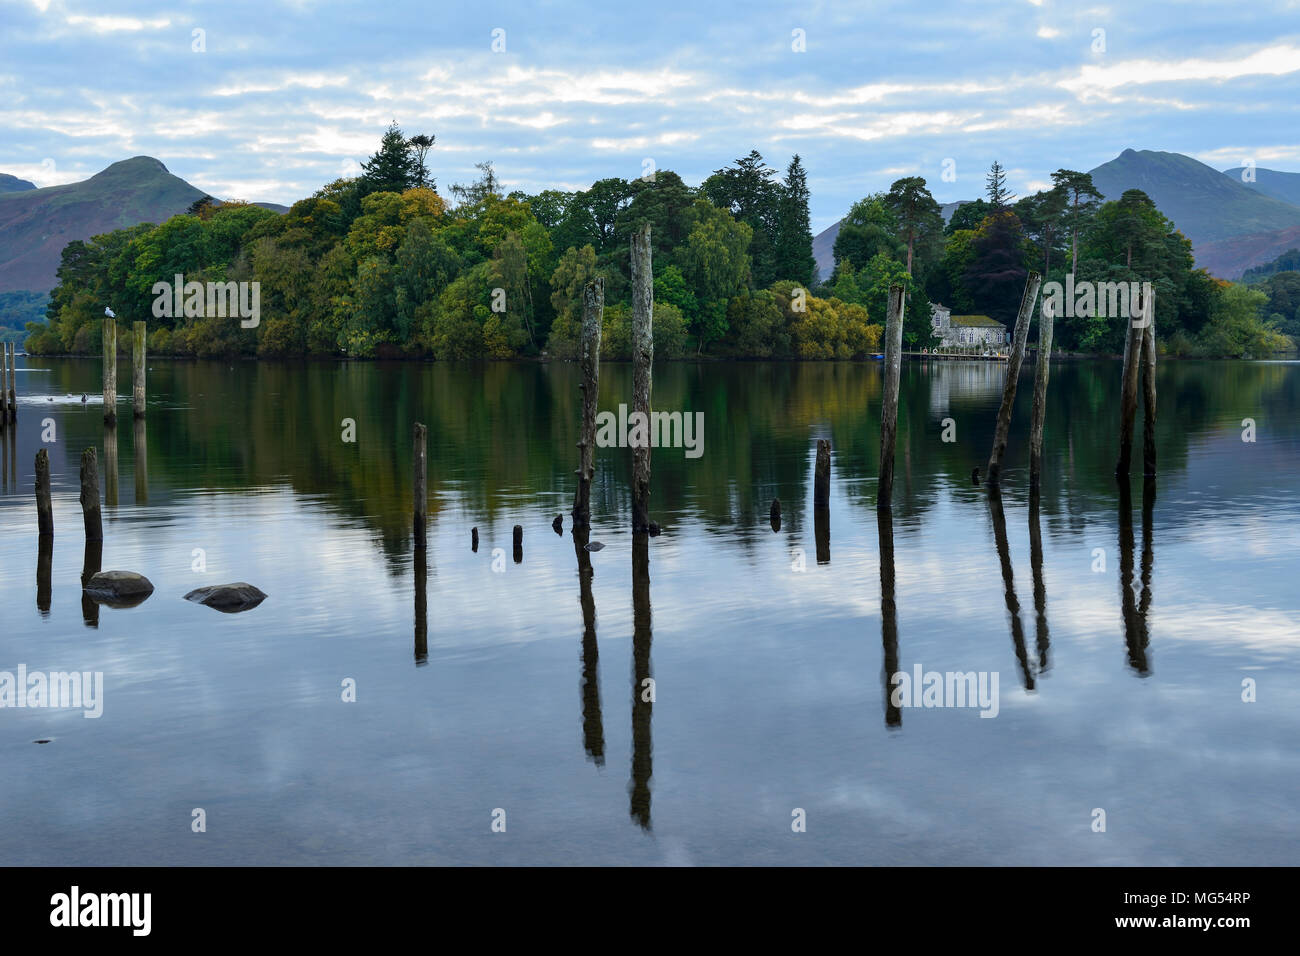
[950,314,1005,328]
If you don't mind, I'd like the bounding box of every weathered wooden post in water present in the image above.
[132,321,146,419]
[6,342,15,423]
[412,423,427,546]
[572,277,604,529]
[102,312,117,426]
[80,447,103,542]
[1029,297,1055,485]
[985,270,1041,486]
[877,284,906,509]
[0,343,9,429]
[35,449,54,537]
[814,439,831,508]
[1140,294,1157,477]
[1116,286,1149,478]
[630,224,654,533]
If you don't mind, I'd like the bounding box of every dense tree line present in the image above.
[24,127,1290,360]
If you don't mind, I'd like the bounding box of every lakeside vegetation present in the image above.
[21,126,1294,360]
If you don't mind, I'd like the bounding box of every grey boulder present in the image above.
[184,583,267,613]
[83,570,155,608]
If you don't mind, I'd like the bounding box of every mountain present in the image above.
[0,157,286,296]
[1087,149,1300,277]
[0,173,37,194]
[1221,166,1300,209]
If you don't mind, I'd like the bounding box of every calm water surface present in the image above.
[1,356,1297,865]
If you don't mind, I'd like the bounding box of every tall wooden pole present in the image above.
[814,438,831,507]
[102,315,117,426]
[0,341,9,429]
[986,270,1041,486]
[1115,287,1147,477]
[572,277,604,529]
[1029,297,1055,485]
[6,342,15,423]
[132,321,146,419]
[79,447,102,542]
[877,284,906,509]
[35,448,54,537]
[412,423,427,546]
[630,223,653,533]
[1140,293,1157,477]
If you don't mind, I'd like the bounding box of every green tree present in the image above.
[773,155,816,285]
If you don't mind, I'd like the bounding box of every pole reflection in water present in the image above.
[814,503,830,565]
[630,532,653,829]
[81,539,103,628]
[1118,478,1155,675]
[1028,483,1051,675]
[987,485,1035,690]
[103,425,119,509]
[413,546,428,666]
[573,526,605,766]
[37,535,53,617]
[877,509,901,728]
[133,417,148,505]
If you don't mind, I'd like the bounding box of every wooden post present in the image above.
[572,277,604,529]
[877,284,906,509]
[35,449,54,537]
[102,315,117,426]
[412,423,427,546]
[1116,287,1147,477]
[1140,293,1157,477]
[0,341,8,429]
[769,498,781,533]
[6,342,15,423]
[814,439,831,508]
[630,223,653,533]
[79,447,102,542]
[1029,297,1055,484]
[132,321,146,419]
[471,527,479,552]
[986,271,1041,486]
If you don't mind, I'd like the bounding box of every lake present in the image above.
[1,355,1297,865]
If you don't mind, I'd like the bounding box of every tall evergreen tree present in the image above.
[360,123,418,195]
[884,176,943,275]
[773,155,815,285]
[1051,168,1103,276]
[985,161,1015,211]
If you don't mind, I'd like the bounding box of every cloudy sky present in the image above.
[2,0,1298,230]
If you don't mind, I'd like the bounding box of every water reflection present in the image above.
[877,509,901,728]
[133,417,148,505]
[103,425,118,509]
[1118,478,1156,676]
[573,525,605,766]
[36,535,52,617]
[413,546,428,666]
[80,539,102,628]
[1028,485,1051,676]
[630,533,653,829]
[987,485,1035,690]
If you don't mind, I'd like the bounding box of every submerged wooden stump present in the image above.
[1141,297,1157,477]
[79,447,102,543]
[814,439,831,508]
[1116,287,1148,478]
[102,316,117,426]
[630,224,653,533]
[1029,298,1055,484]
[132,321,147,419]
[572,277,604,529]
[877,284,906,509]
[413,423,427,546]
[986,271,1041,485]
[35,449,53,537]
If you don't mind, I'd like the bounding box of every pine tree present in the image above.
[985,161,1015,211]
[360,123,417,195]
[774,155,816,286]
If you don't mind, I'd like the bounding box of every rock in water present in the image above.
[552,514,564,535]
[585,541,605,552]
[83,570,154,608]
[184,582,267,613]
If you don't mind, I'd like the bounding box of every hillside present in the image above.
[1222,166,1300,208]
[0,173,36,194]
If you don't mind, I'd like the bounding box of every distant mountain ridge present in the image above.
[812,150,1300,282]
[0,157,286,296]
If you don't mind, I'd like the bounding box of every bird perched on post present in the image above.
[104,307,115,318]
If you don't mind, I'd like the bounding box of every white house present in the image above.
[930,303,1008,348]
